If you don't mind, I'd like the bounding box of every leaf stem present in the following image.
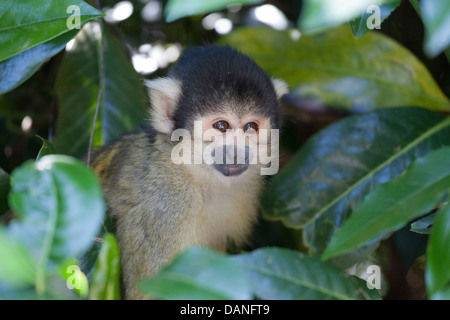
[35,173,59,296]
[86,1,105,167]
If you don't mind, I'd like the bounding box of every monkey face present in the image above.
[146,46,287,179]
[197,112,276,177]
[169,109,280,179]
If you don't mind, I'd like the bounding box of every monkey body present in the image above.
[90,131,262,299]
[89,46,287,299]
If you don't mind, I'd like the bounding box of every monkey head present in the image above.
[145,45,288,182]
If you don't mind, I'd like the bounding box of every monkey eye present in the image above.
[244,122,258,132]
[213,120,230,132]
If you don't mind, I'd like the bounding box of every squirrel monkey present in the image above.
[89,45,288,299]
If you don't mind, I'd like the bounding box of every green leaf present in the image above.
[430,287,450,300]
[89,233,121,300]
[261,108,450,262]
[410,213,437,234]
[60,260,89,298]
[262,108,450,227]
[0,229,36,288]
[0,29,79,94]
[35,135,56,162]
[139,247,251,300]
[54,22,147,157]
[349,1,401,39]
[421,0,450,58]
[220,26,450,111]
[164,0,263,22]
[0,285,43,300]
[426,202,450,299]
[232,247,379,300]
[0,0,103,62]
[298,0,400,34]
[409,0,421,14]
[7,155,105,293]
[0,168,9,215]
[322,147,450,261]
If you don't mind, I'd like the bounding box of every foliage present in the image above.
[0,155,105,298]
[426,202,450,299]
[164,0,263,22]
[220,26,449,111]
[0,0,449,300]
[53,21,148,156]
[139,247,252,300]
[140,247,380,300]
[321,146,450,261]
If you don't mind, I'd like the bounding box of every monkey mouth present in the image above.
[214,164,248,176]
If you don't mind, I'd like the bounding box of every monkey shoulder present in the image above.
[89,130,201,219]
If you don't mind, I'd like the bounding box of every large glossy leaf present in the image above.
[261,108,450,261]
[0,0,103,62]
[322,147,450,260]
[421,0,450,58]
[232,247,380,300]
[7,155,105,292]
[139,247,251,300]
[426,202,450,299]
[220,26,450,111]
[0,30,78,94]
[299,0,401,34]
[89,233,121,300]
[54,22,147,157]
[349,1,401,39]
[164,0,263,22]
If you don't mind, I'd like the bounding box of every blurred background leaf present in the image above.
[298,0,400,34]
[53,22,147,157]
[420,0,450,58]
[164,0,263,22]
[221,26,450,111]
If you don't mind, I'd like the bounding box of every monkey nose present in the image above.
[211,145,250,176]
[212,145,250,165]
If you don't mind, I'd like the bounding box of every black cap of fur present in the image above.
[169,45,281,129]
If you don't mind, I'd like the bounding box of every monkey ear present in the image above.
[271,78,289,100]
[145,77,182,134]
